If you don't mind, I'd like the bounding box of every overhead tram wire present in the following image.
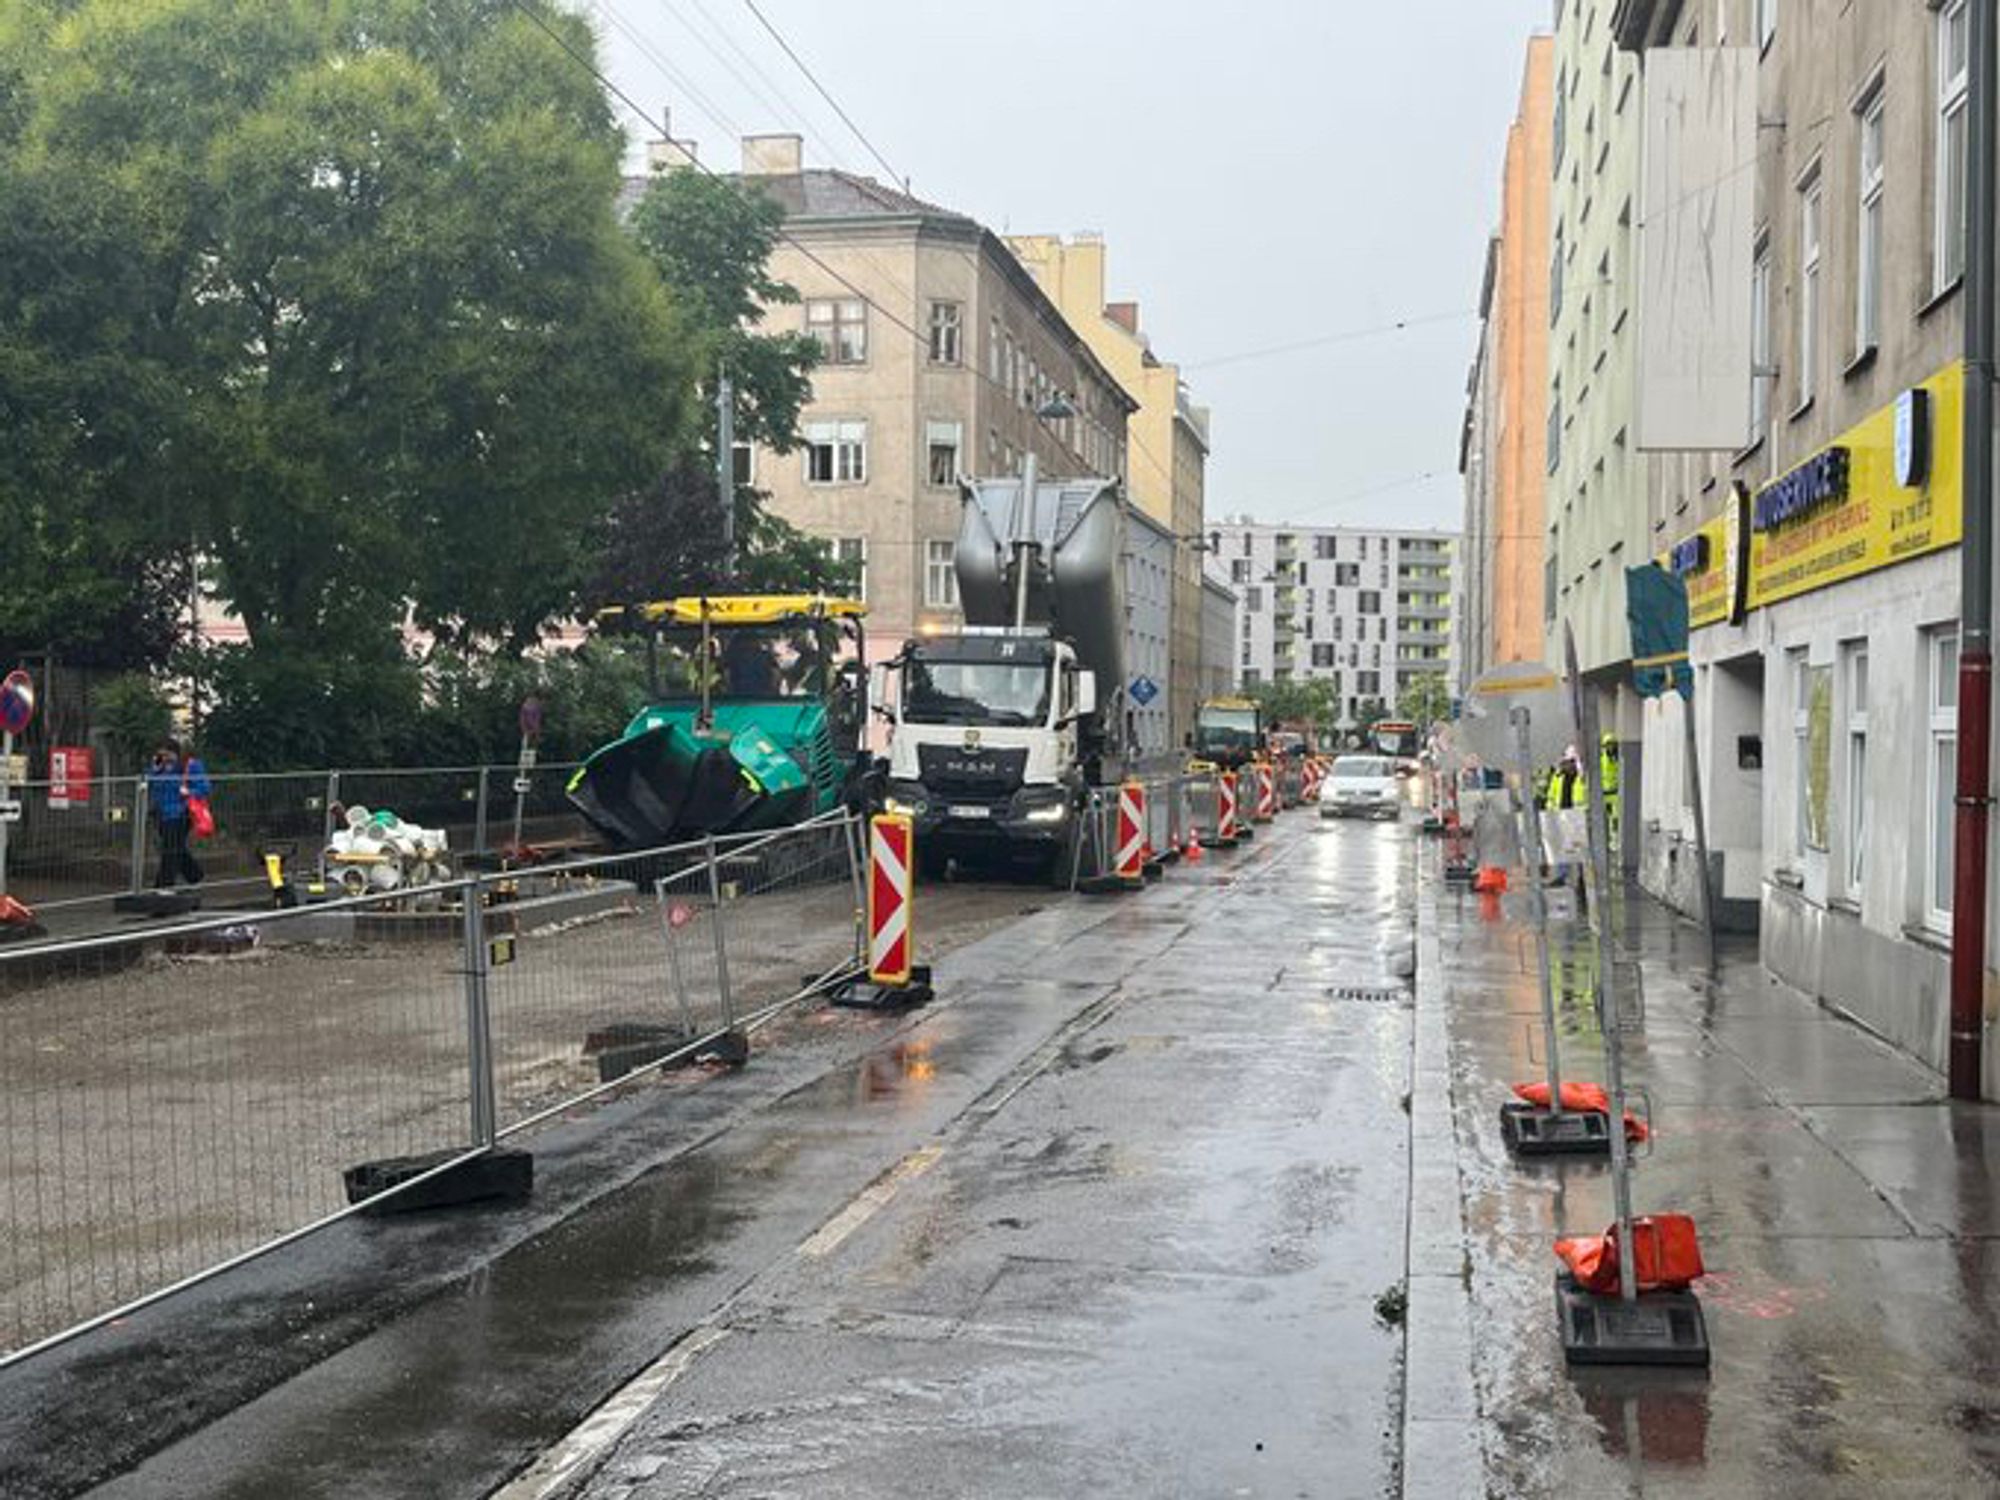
[654,0,844,166]
[737,0,908,190]
[678,0,832,149]
[589,0,743,141]
[509,0,1179,495]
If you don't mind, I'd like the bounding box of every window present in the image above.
[1314,536,1337,560]
[1230,558,1252,584]
[1750,237,1773,440]
[806,299,867,364]
[1550,225,1565,325]
[1245,587,1264,612]
[1548,376,1563,474]
[1844,643,1868,890]
[1789,650,1810,858]
[1856,91,1885,353]
[924,539,958,609]
[1756,0,1777,51]
[1928,627,1960,926]
[1797,170,1822,408]
[1312,644,1337,669]
[731,441,755,486]
[1332,614,1344,640]
[1358,590,1382,616]
[828,536,867,600]
[1334,562,1360,587]
[1554,66,1567,167]
[927,301,961,365]
[1938,0,1971,291]
[804,419,867,484]
[1358,671,1381,696]
[988,319,1002,382]
[925,420,961,488]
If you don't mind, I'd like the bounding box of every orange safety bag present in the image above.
[1554,1214,1705,1295]
[1511,1080,1649,1142]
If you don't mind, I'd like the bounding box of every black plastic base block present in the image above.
[113,890,201,917]
[832,964,935,1011]
[1501,1100,1615,1157]
[591,1024,697,1082]
[1443,864,1475,885]
[1557,1273,1711,1367]
[1077,873,1144,896]
[696,1029,751,1067]
[343,1147,533,1213]
[0,920,47,944]
[1142,859,1166,882]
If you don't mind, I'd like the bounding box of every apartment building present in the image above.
[1615,0,1983,1090]
[652,135,1139,681]
[1548,0,1650,817]
[1006,235,1212,746]
[1208,520,1456,725]
[1200,566,1239,702]
[1461,36,1556,692]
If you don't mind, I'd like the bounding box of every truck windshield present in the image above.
[905,659,1051,727]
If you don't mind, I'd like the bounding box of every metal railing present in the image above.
[0,814,864,1366]
[0,760,590,922]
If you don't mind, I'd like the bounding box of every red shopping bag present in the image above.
[187,794,216,840]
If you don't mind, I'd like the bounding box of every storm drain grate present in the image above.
[1328,985,1408,1003]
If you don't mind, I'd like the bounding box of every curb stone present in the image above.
[1401,874,1486,1498]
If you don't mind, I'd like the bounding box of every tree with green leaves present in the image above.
[1247,678,1338,736]
[589,168,833,606]
[4,0,696,758]
[1396,673,1453,732]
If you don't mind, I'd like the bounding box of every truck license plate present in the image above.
[950,804,992,819]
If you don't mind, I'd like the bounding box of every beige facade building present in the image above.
[1616,0,1988,1092]
[661,136,1138,674]
[1005,235,1211,742]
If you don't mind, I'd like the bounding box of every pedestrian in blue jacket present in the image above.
[145,739,209,888]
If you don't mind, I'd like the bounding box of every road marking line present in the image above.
[796,1146,943,1260]
[489,1324,729,1500]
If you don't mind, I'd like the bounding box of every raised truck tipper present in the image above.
[873,463,1129,881]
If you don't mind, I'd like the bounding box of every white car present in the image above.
[1319,755,1402,820]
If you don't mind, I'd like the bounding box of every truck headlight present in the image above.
[1022,802,1068,823]
[884,794,927,817]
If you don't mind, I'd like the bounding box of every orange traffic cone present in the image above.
[1184,832,1203,862]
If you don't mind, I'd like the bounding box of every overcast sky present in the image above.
[595,0,1551,534]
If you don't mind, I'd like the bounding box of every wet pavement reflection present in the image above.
[1434,858,2000,1498]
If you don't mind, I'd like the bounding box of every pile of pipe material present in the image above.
[325,807,452,898]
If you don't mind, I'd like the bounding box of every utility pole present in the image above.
[716,366,736,579]
[1951,0,1996,1101]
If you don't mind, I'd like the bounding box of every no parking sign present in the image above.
[0,671,34,737]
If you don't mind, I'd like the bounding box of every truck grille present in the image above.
[917,744,1028,798]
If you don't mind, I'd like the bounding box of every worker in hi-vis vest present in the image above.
[1599,732,1621,855]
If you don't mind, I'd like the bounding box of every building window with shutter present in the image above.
[804,420,867,484]
[926,421,962,488]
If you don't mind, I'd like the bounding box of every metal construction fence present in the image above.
[0,760,591,919]
[0,814,865,1366]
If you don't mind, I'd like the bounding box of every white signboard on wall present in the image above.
[1634,47,1757,452]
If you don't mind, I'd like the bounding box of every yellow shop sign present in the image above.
[1660,361,1964,625]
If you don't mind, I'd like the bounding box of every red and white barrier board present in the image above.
[867,813,914,986]
[1116,781,1146,884]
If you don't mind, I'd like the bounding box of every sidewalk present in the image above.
[1416,857,2000,1498]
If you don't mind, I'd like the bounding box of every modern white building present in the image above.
[1207,520,1456,723]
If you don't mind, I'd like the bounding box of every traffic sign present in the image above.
[0,671,34,736]
[1129,675,1159,707]
[0,800,21,824]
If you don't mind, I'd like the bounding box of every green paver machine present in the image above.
[567,594,878,848]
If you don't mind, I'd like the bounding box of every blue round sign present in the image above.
[0,670,35,736]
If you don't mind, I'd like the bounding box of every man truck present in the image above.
[873,461,1130,882]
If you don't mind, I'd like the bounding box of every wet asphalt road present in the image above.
[43,810,1419,1499]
